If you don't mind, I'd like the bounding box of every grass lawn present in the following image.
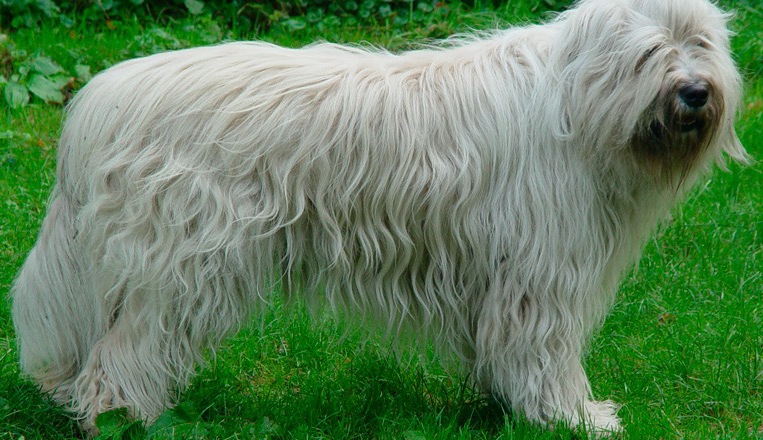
[1,1,762,439]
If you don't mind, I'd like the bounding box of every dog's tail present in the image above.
[11,187,96,400]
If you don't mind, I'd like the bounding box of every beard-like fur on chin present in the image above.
[11,0,747,437]
[633,89,724,183]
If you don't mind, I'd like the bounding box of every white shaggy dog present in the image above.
[12,0,746,434]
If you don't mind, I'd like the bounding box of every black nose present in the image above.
[679,83,709,109]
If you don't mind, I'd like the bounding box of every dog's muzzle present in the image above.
[633,78,721,173]
[676,81,711,133]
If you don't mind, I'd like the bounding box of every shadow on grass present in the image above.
[163,349,583,439]
[0,378,82,439]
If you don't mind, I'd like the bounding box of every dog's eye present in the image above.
[636,45,661,72]
[693,33,712,49]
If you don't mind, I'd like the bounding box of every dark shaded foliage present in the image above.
[1,0,575,33]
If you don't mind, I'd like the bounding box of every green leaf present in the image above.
[36,0,61,17]
[4,81,29,108]
[92,407,145,440]
[282,18,306,31]
[93,408,129,438]
[75,64,92,82]
[59,13,75,28]
[27,74,64,104]
[184,0,204,15]
[48,73,71,89]
[30,56,63,76]
[146,403,208,438]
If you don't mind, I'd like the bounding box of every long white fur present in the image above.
[12,0,746,435]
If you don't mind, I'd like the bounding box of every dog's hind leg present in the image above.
[68,305,179,432]
[66,244,258,432]
[12,190,97,405]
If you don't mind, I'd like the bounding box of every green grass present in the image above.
[2,2,762,439]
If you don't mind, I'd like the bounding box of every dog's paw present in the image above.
[582,400,622,437]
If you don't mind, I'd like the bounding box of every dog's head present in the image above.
[548,0,747,183]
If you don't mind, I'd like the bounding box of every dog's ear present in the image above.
[545,1,640,147]
[719,64,750,167]
[708,38,749,168]
[716,113,750,168]
[551,0,630,63]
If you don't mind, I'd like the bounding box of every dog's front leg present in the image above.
[473,263,621,435]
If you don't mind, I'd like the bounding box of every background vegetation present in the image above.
[1,0,761,438]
